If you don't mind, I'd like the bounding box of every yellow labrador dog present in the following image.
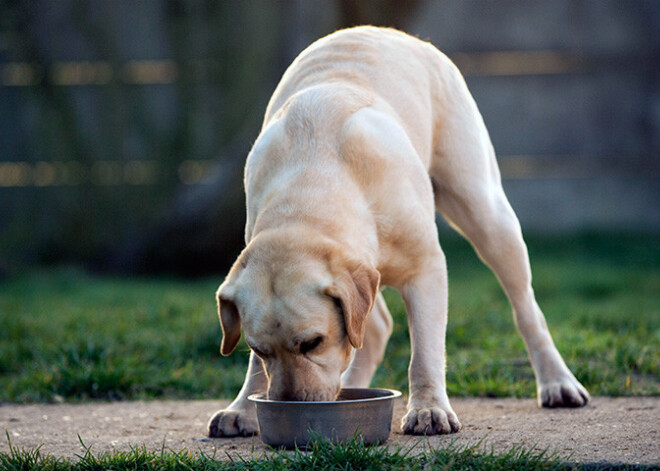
[208,26,589,437]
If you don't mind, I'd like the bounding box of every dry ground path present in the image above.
[1,397,658,466]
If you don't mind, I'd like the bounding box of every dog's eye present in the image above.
[300,336,323,355]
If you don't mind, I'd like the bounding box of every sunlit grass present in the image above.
[1,430,621,471]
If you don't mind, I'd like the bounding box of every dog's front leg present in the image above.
[400,255,461,435]
[208,351,267,437]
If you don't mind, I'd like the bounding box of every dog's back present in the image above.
[263,26,464,164]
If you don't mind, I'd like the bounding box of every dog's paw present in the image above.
[402,406,461,435]
[538,376,590,408]
[208,408,259,437]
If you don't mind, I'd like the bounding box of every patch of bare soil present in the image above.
[1,397,658,466]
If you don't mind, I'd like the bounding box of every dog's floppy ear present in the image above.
[217,283,241,356]
[324,253,380,349]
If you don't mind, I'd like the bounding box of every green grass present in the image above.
[0,269,243,402]
[2,431,654,471]
[0,233,658,403]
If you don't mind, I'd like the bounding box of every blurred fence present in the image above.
[413,1,659,234]
[0,0,658,274]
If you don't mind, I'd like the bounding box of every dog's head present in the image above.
[216,228,380,401]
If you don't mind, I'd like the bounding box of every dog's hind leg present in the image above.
[341,292,393,388]
[436,183,589,407]
[429,79,589,407]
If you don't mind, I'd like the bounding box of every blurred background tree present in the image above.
[0,0,658,276]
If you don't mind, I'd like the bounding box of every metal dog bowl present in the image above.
[248,388,402,448]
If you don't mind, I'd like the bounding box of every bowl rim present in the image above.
[248,387,402,405]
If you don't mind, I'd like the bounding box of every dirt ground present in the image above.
[1,396,658,466]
